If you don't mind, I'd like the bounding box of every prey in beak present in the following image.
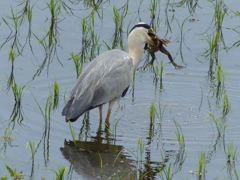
[144,29,184,69]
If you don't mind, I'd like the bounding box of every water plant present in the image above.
[6,46,18,90]
[32,92,52,124]
[51,165,67,180]
[149,103,157,125]
[32,0,63,79]
[1,7,23,54]
[195,151,207,178]
[158,163,174,180]
[172,0,198,15]
[9,83,25,126]
[111,5,128,50]
[5,165,24,179]
[153,59,165,90]
[70,50,83,78]
[52,80,60,110]
[225,142,239,180]
[28,140,37,176]
[206,112,227,138]
[68,121,76,146]
[1,127,14,142]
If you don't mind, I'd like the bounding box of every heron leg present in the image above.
[105,98,117,127]
[99,105,103,122]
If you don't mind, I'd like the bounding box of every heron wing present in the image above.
[62,49,133,121]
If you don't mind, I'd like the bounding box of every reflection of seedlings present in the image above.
[5,166,24,179]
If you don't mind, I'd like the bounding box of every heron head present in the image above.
[129,22,167,49]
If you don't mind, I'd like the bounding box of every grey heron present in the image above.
[62,22,163,126]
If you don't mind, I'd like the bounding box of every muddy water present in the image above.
[0,0,240,179]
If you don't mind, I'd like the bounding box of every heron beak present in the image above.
[147,28,168,48]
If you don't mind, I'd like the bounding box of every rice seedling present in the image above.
[203,0,227,72]
[68,121,76,146]
[111,5,128,50]
[173,15,191,62]
[153,59,165,90]
[28,140,37,176]
[1,127,14,142]
[149,103,157,125]
[221,92,231,118]
[149,0,162,30]
[9,83,25,126]
[97,152,103,175]
[206,112,227,137]
[5,165,24,179]
[225,142,239,180]
[6,46,18,91]
[77,15,101,71]
[171,0,198,15]
[226,142,237,164]
[208,62,227,104]
[32,0,63,79]
[137,137,144,166]
[51,165,67,180]
[158,163,174,180]
[1,7,23,54]
[173,119,185,150]
[195,151,207,178]
[52,80,60,110]
[156,103,168,123]
[112,117,122,137]
[31,89,53,124]
[70,51,83,77]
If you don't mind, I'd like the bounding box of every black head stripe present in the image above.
[129,23,151,34]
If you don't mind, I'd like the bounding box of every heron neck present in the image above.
[129,43,144,70]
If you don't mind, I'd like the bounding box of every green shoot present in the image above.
[68,121,76,146]
[6,166,24,179]
[51,166,67,180]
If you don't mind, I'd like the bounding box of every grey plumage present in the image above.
[62,49,133,122]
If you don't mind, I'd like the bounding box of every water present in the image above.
[0,0,240,179]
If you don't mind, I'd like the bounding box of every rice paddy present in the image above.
[0,0,240,179]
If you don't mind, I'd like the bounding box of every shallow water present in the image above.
[0,0,240,179]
